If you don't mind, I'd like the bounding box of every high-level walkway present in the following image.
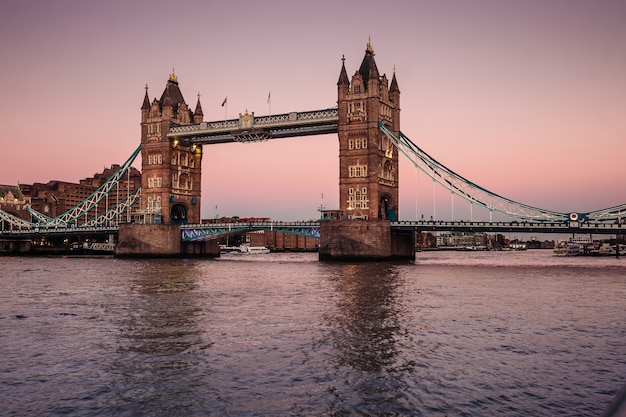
[168,108,338,144]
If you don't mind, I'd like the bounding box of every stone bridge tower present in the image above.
[140,71,203,224]
[337,40,400,221]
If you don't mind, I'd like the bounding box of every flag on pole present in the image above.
[267,91,271,104]
[221,97,227,107]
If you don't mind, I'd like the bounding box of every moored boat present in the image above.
[598,243,625,256]
[553,236,599,256]
[237,243,270,254]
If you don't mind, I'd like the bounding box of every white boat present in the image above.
[219,245,240,253]
[598,243,625,256]
[565,243,582,256]
[553,236,596,256]
[238,244,270,254]
[553,241,568,256]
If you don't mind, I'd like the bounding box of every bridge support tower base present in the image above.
[115,223,219,258]
[319,220,415,261]
[1,239,32,254]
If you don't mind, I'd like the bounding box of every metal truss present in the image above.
[181,222,321,242]
[0,209,34,229]
[2,146,142,230]
[585,203,626,222]
[233,131,271,142]
[181,225,250,241]
[80,187,141,227]
[169,108,339,145]
[26,207,53,224]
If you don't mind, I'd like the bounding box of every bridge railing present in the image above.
[391,220,624,234]
[0,225,119,236]
[168,108,339,138]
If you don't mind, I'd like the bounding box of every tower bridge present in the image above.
[2,40,625,259]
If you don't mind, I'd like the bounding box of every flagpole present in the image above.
[267,90,271,115]
[222,96,228,120]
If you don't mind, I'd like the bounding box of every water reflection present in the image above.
[325,262,416,415]
[107,259,211,415]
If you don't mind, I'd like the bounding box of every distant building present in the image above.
[18,165,141,223]
[0,185,31,227]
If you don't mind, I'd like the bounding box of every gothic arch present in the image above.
[378,194,395,221]
[171,203,188,225]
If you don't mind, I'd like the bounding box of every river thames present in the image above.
[1,250,624,416]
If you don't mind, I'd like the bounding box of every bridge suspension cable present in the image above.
[80,187,142,227]
[378,122,624,222]
[1,146,142,229]
[0,209,35,229]
[585,203,626,222]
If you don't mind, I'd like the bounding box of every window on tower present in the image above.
[148,154,163,164]
[347,187,369,209]
[349,163,368,177]
[147,177,162,188]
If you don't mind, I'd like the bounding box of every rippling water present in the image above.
[1,251,624,416]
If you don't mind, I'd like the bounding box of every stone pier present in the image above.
[115,223,219,258]
[0,238,31,254]
[319,220,415,261]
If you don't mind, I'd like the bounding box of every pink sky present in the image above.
[1,0,624,221]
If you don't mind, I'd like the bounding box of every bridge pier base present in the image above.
[115,223,220,258]
[115,224,180,257]
[1,239,31,254]
[319,220,415,261]
[182,240,220,257]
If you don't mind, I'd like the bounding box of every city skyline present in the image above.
[1,0,625,221]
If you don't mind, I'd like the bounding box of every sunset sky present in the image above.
[1,0,624,221]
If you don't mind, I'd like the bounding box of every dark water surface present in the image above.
[1,251,624,416]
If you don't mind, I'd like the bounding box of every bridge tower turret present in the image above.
[139,71,203,224]
[337,40,400,221]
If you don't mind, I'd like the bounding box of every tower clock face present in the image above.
[43,204,49,213]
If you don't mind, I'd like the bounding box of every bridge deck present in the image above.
[392,220,624,235]
[168,108,339,144]
[2,220,622,240]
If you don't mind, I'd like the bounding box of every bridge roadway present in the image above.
[180,220,624,242]
[1,225,119,238]
[391,220,624,235]
[168,108,339,144]
[2,220,622,241]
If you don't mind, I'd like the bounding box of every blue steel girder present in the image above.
[181,226,249,242]
[168,108,339,144]
[181,222,321,242]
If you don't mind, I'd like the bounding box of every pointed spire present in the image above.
[390,66,400,93]
[358,38,379,89]
[141,84,150,110]
[160,71,187,113]
[338,54,349,86]
[194,92,204,118]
